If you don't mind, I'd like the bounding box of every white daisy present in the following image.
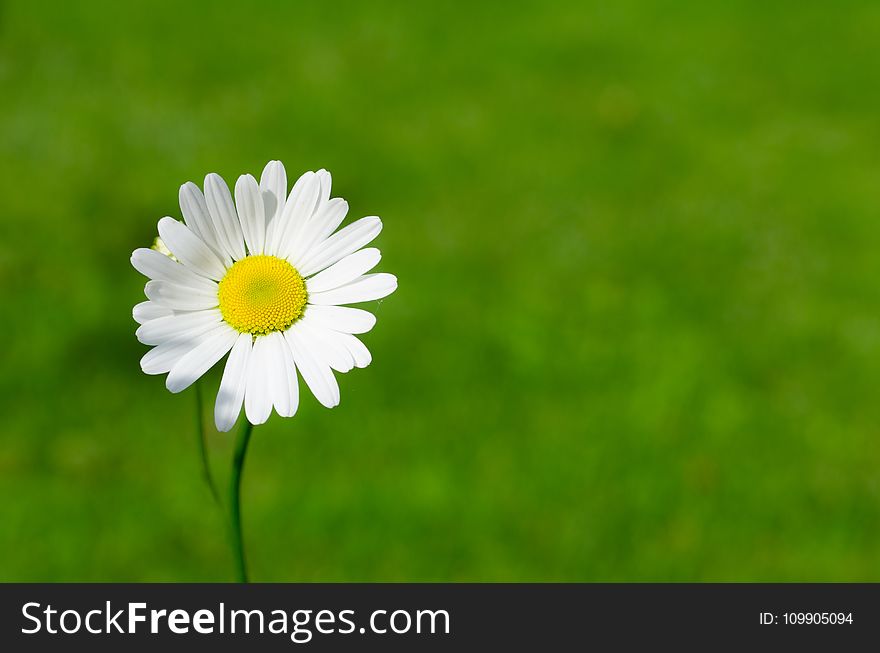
[131,161,397,432]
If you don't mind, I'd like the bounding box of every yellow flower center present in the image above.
[218,255,307,336]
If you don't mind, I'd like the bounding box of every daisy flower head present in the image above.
[132,161,397,432]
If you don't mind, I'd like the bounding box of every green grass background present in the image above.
[2,0,880,581]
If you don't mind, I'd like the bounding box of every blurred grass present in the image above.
[1,0,880,581]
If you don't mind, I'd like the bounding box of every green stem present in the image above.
[230,420,254,583]
[195,382,221,506]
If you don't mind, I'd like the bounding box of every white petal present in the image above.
[268,169,310,256]
[140,339,198,375]
[234,174,265,255]
[297,318,354,372]
[131,248,218,293]
[288,198,348,266]
[305,248,381,293]
[133,301,172,325]
[335,332,372,368]
[276,172,321,259]
[260,160,287,252]
[214,333,252,432]
[303,305,376,334]
[316,169,331,206]
[145,280,219,311]
[296,216,382,277]
[166,324,238,393]
[307,273,397,306]
[204,173,247,261]
[244,335,274,425]
[135,309,222,345]
[264,332,295,417]
[277,333,299,417]
[316,330,372,368]
[179,182,229,264]
[157,217,227,280]
[285,325,340,408]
